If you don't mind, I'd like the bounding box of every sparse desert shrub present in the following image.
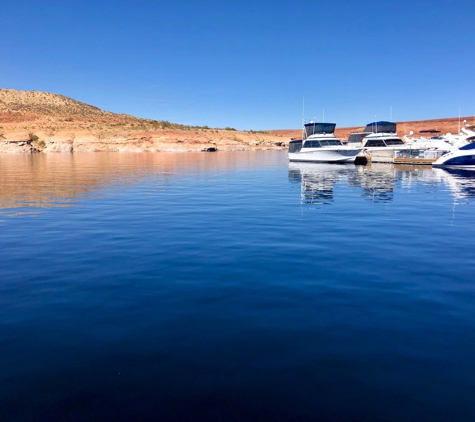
[225,127,236,131]
[29,133,39,142]
[249,130,269,134]
[37,140,46,148]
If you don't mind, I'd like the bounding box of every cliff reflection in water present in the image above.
[288,162,475,205]
[0,152,284,212]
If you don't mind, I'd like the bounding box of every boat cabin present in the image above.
[363,137,405,147]
[289,122,341,153]
[348,121,405,147]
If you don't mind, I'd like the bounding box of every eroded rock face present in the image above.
[0,140,37,153]
[42,140,74,153]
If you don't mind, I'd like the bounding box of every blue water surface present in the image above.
[1,152,475,421]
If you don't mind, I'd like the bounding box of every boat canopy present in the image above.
[304,122,336,138]
[347,132,371,143]
[364,121,397,134]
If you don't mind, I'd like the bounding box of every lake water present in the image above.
[1,152,475,421]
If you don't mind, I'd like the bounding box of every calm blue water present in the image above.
[1,152,475,421]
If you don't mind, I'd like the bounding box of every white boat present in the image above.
[348,121,410,162]
[461,124,475,140]
[433,142,475,168]
[288,122,361,163]
[403,130,459,153]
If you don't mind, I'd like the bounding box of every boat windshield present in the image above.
[365,139,386,147]
[385,139,404,145]
[303,140,321,148]
[460,142,475,150]
[320,140,342,146]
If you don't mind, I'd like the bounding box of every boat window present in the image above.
[288,140,302,153]
[385,139,404,145]
[320,140,329,146]
[327,140,342,146]
[365,140,386,147]
[303,140,321,148]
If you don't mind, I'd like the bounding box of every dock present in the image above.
[355,150,442,166]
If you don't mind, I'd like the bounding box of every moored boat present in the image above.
[403,130,458,153]
[288,122,361,163]
[348,121,409,163]
[433,142,475,168]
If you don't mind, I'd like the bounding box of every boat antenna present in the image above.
[302,96,305,140]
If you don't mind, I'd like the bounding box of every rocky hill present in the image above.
[1,88,473,153]
[0,89,286,152]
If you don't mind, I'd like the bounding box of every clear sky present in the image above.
[2,0,474,130]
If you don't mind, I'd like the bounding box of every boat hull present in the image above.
[433,149,475,168]
[289,148,361,163]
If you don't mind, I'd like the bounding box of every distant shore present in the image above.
[0,128,288,153]
[2,116,472,153]
[1,88,473,153]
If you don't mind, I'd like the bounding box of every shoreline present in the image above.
[3,116,472,154]
[2,89,473,154]
[0,129,288,153]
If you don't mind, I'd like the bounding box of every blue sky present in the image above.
[2,0,474,129]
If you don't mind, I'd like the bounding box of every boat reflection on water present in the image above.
[289,163,475,206]
[288,163,350,205]
[288,163,398,204]
[434,167,475,200]
[348,164,396,203]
